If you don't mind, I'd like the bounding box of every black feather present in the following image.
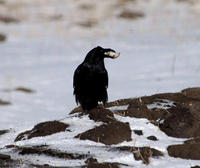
[73,46,118,111]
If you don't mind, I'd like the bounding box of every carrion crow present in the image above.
[73,46,120,111]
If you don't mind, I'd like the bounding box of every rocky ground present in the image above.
[1,87,200,167]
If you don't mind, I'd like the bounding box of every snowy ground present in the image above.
[0,0,200,167]
[0,0,200,129]
[1,103,200,168]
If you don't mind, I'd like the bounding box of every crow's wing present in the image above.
[73,63,90,89]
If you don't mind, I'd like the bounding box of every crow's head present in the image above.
[84,46,120,64]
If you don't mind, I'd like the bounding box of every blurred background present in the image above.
[0,0,200,129]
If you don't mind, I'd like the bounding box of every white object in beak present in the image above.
[105,51,120,58]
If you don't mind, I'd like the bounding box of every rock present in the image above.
[159,105,194,138]
[182,87,200,100]
[88,108,116,123]
[0,33,6,42]
[70,106,116,123]
[147,136,158,141]
[84,158,124,168]
[84,162,120,168]
[15,87,35,93]
[126,99,152,119]
[75,121,132,145]
[167,139,200,160]
[15,121,69,141]
[118,10,145,19]
[134,130,143,136]
[77,20,97,28]
[0,15,19,23]
[106,89,200,139]
[0,99,11,105]
[0,153,11,160]
[0,130,9,136]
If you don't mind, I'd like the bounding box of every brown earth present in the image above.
[87,107,116,123]
[77,20,97,28]
[15,87,35,93]
[0,130,9,136]
[2,87,35,94]
[83,158,124,168]
[167,137,200,160]
[72,87,200,139]
[133,130,143,136]
[0,15,19,23]
[105,88,200,139]
[0,153,10,160]
[2,87,200,167]
[0,33,6,42]
[15,121,69,141]
[75,121,132,145]
[118,10,145,19]
[0,99,11,105]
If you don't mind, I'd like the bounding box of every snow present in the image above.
[107,105,129,111]
[146,99,175,110]
[0,0,200,167]
[1,112,200,167]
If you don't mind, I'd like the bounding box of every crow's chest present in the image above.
[87,65,107,82]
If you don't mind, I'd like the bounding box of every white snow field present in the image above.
[0,0,200,167]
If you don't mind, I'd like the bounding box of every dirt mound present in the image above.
[182,87,200,100]
[0,99,11,105]
[0,153,10,160]
[159,105,199,138]
[118,10,145,20]
[0,130,9,136]
[133,130,143,136]
[105,87,200,139]
[15,87,35,93]
[88,107,116,123]
[167,139,200,160]
[0,15,19,23]
[72,88,200,140]
[70,106,116,123]
[2,87,35,94]
[168,137,200,160]
[84,158,123,168]
[0,33,6,42]
[75,121,131,145]
[15,121,69,141]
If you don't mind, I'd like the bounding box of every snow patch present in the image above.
[147,99,175,110]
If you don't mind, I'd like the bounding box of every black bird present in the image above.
[73,46,120,111]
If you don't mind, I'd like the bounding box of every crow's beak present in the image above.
[105,51,120,58]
